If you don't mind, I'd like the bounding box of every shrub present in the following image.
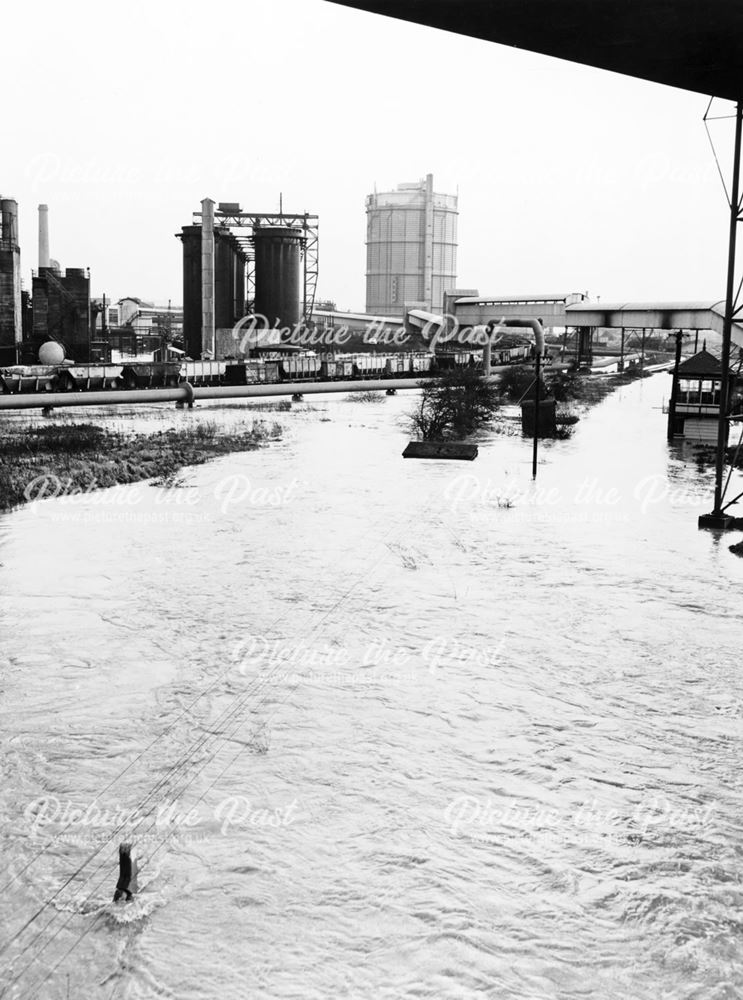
[347,390,385,403]
[548,371,582,402]
[409,370,501,441]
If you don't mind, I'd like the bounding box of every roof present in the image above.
[118,297,155,308]
[407,308,444,325]
[677,349,722,376]
[327,1,743,100]
[456,293,576,304]
[312,309,403,325]
[569,301,725,313]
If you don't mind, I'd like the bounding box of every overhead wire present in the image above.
[704,96,732,206]
[1,493,409,905]
[4,483,441,995]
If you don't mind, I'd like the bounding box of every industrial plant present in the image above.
[0,199,182,368]
[177,199,318,360]
[2,176,743,427]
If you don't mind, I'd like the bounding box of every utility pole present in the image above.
[667,330,683,441]
[532,349,541,478]
[700,99,743,529]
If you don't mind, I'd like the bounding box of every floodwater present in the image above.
[1,375,743,1000]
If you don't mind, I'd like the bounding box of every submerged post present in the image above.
[113,842,137,902]
[700,99,743,530]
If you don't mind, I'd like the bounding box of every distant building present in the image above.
[91,300,120,330]
[365,174,457,317]
[116,297,182,337]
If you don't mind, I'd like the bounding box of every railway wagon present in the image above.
[55,365,124,391]
[280,356,322,380]
[410,353,434,373]
[433,351,472,371]
[246,360,279,383]
[223,360,281,385]
[493,343,533,365]
[121,362,181,389]
[352,354,391,377]
[385,355,408,376]
[320,358,355,379]
[0,366,60,393]
[181,360,227,386]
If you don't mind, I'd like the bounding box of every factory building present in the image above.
[29,267,91,363]
[0,198,22,365]
[116,297,182,335]
[365,174,458,317]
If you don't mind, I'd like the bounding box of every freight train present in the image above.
[0,345,535,395]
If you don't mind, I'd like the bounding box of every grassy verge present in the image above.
[0,419,282,513]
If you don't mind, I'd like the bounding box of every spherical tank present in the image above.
[253,226,302,330]
[38,341,65,365]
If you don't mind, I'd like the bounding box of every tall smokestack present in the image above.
[38,204,50,269]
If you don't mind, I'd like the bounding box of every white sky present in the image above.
[2,0,737,309]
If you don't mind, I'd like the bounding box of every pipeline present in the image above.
[0,376,494,412]
[486,317,546,355]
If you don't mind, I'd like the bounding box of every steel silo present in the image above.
[253,226,302,329]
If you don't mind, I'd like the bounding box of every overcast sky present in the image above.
[2,0,737,310]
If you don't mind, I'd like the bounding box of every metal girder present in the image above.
[193,209,319,322]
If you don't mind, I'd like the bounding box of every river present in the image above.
[1,374,742,1000]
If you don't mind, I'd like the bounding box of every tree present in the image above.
[409,369,501,441]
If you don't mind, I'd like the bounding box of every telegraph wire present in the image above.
[0,497,407,902]
[3,497,430,993]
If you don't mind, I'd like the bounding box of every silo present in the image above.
[253,226,302,329]
[178,225,203,359]
[365,173,458,317]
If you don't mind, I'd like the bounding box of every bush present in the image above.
[347,390,385,403]
[552,423,576,439]
[547,371,582,402]
[409,370,501,441]
[498,366,540,402]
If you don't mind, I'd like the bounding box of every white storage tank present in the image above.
[365,173,457,318]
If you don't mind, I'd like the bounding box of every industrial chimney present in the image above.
[38,204,50,269]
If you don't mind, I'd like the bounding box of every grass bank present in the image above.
[0,419,282,513]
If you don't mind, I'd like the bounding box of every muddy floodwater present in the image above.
[2,375,743,1000]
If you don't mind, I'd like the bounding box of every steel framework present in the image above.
[193,208,319,322]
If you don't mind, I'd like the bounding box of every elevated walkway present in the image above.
[565,301,743,348]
